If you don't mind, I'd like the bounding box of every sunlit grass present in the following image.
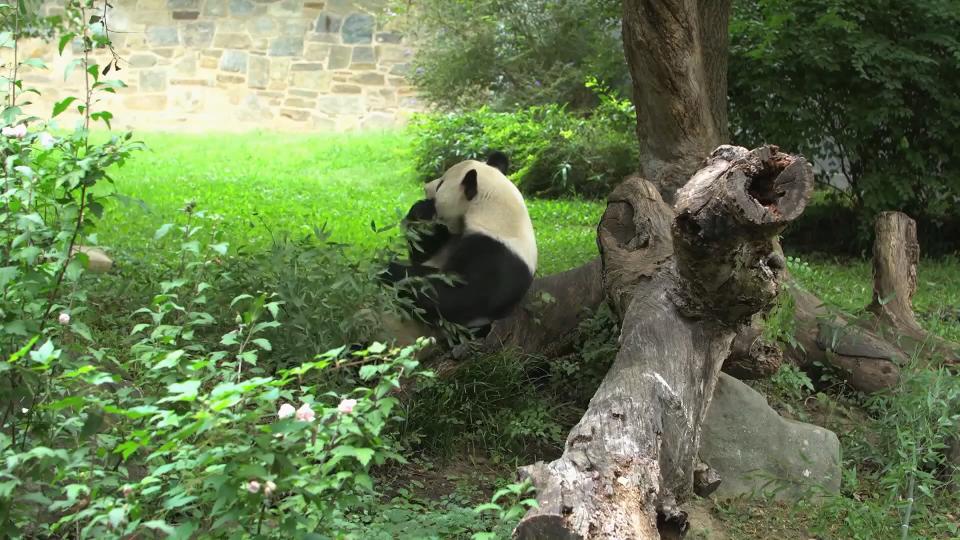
[98,131,603,276]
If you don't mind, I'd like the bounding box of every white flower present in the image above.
[264,480,276,496]
[246,480,261,493]
[58,312,71,325]
[295,403,316,422]
[2,124,27,139]
[36,131,56,149]
[122,486,133,497]
[337,398,357,415]
[277,403,295,419]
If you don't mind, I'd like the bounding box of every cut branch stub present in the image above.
[515,146,813,540]
[597,177,674,320]
[868,211,922,336]
[672,145,814,325]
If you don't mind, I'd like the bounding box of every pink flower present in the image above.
[58,312,70,325]
[2,124,27,138]
[337,398,357,415]
[295,403,315,422]
[246,480,261,494]
[36,131,56,149]
[277,403,295,419]
[264,480,276,496]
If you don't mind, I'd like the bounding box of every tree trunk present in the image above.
[621,0,731,203]
[514,145,813,539]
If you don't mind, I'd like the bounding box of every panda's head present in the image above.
[431,152,537,272]
[423,152,509,200]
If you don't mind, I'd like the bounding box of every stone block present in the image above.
[247,17,277,37]
[350,72,384,85]
[315,12,341,33]
[214,33,252,49]
[289,89,318,98]
[248,55,270,88]
[376,45,411,63]
[203,0,228,16]
[352,46,375,64]
[389,63,409,75]
[128,53,158,68]
[124,94,168,110]
[361,112,395,130]
[331,84,361,94]
[200,57,219,69]
[375,32,402,44]
[290,69,332,89]
[172,10,200,20]
[230,0,256,15]
[139,69,168,92]
[269,36,303,56]
[146,26,179,47]
[341,13,374,44]
[304,43,331,61]
[291,62,324,71]
[182,22,215,47]
[267,0,302,15]
[327,45,351,69]
[281,108,312,121]
[174,52,198,76]
[284,97,316,108]
[308,32,340,43]
[220,50,248,73]
[316,94,364,115]
[324,0,353,14]
[167,0,199,8]
[217,74,246,84]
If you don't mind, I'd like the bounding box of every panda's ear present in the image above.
[461,169,478,201]
[486,151,509,175]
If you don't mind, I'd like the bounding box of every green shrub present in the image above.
[409,80,637,199]
[394,0,628,111]
[729,0,960,239]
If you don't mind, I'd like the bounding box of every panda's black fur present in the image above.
[380,152,536,331]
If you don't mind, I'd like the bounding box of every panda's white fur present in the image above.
[431,159,537,274]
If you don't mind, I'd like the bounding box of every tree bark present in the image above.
[621,0,731,204]
[513,145,813,539]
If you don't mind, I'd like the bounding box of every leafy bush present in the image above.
[409,80,637,198]
[395,0,628,111]
[729,0,960,237]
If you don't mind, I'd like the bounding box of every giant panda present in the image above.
[381,152,537,330]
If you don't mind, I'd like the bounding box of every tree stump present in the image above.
[513,145,813,539]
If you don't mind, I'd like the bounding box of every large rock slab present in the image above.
[701,373,841,500]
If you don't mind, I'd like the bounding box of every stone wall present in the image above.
[20,0,420,132]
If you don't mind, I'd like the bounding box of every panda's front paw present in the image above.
[378,261,410,285]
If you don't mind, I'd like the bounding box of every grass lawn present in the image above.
[99,131,958,340]
[98,131,604,277]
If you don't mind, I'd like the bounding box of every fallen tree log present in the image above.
[513,145,813,539]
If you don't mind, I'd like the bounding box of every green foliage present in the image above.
[409,81,637,198]
[394,0,628,111]
[472,479,538,540]
[729,0,960,235]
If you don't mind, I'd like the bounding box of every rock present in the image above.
[71,246,113,274]
[167,0,199,8]
[350,72,384,85]
[214,33,252,49]
[219,50,248,73]
[139,70,167,92]
[316,94,364,115]
[269,36,303,56]
[247,55,269,88]
[230,0,255,15]
[181,22,215,47]
[341,13,374,44]
[315,12,342,33]
[146,26,179,47]
[375,32,402,44]
[351,46,375,65]
[203,0,228,16]
[127,53,157,68]
[700,374,842,500]
[327,46,352,69]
